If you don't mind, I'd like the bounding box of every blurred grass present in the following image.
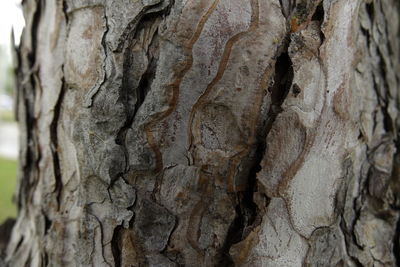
[0,110,15,123]
[0,157,17,223]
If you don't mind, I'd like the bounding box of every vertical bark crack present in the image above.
[50,76,66,210]
[18,0,43,210]
[82,5,109,108]
[268,48,294,116]
[392,145,400,266]
[111,225,123,267]
[116,9,166,174]
[393,207,400,266]
[112,4,172,265]
[51,0,69,211]
[0,218,15,259]
[219,36,294,265]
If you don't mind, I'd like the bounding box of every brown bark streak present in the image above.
[144,0,220,173]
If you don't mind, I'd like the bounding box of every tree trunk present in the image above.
[3,0,400,266]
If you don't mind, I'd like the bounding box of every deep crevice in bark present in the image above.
[335,161,363,262]
[116,11,164,173]
[265,39,294,135]
[50,74,66,210]
[13,236,24,257]
[115,0,173,52]
[20,87,37,209]
[112,7,171,265]
[219,38,294,266]
[312,2,325,45]
[27,0,42,67]
[269,49,294,108]
[394,208,400,266]
[219,144,265,266]
[135,50,157,118]
[43,212,51,234]
[349,196,364,250]
[49,0,70,208]
[365,2,375,22]
[43,250,49,267]
[339,217,362,267]
[311,2,324,22]
[17,0,43,211]
[0,218,15,259]
[278,0,295,19]
[365,1,395,136]
[111,225,123,267]
[392,145,400,266]
[377,55,395,134]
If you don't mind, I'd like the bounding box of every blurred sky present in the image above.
[0,0,24,46]
[0,0,24,161]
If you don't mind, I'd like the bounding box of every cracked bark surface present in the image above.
[3,0,400,266]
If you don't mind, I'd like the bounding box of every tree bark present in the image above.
[3,0,400,266]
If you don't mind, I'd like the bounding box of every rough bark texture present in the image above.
[3,0,400,266]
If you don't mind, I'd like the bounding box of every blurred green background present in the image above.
[0,0,24,225]
[0,44,18,224]
[0,157,17,223]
